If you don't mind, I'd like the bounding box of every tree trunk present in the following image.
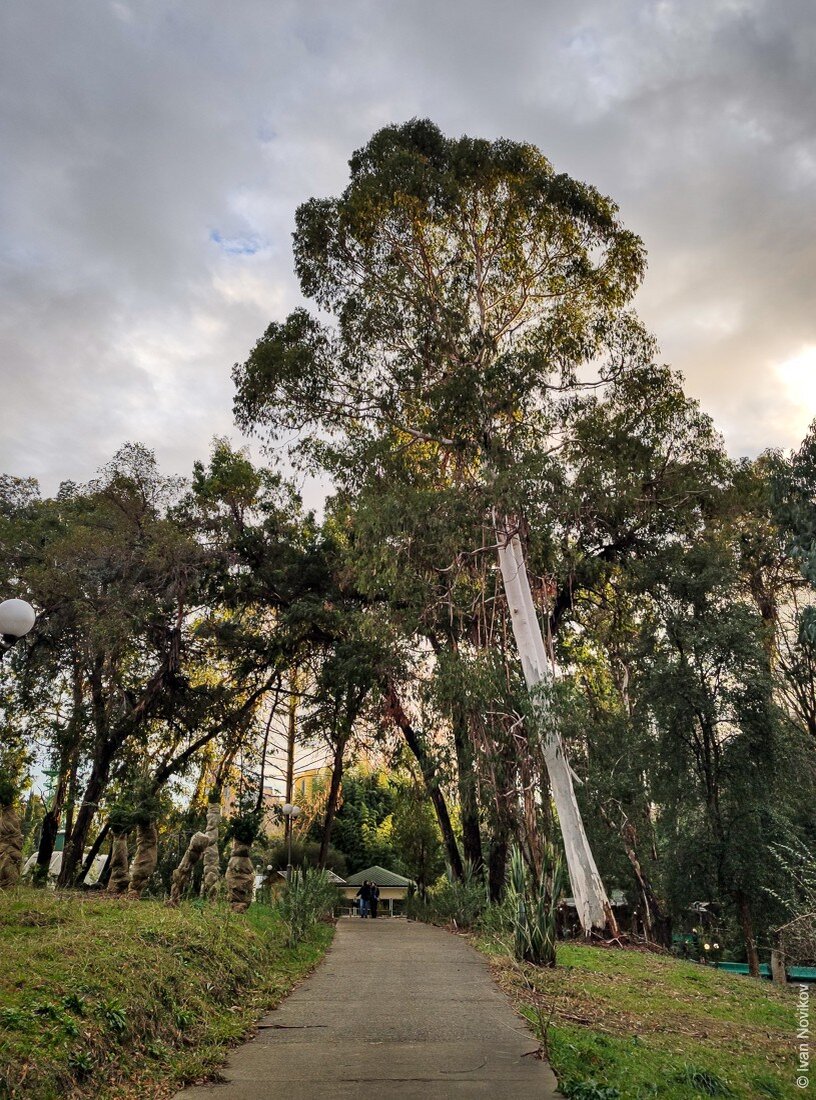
[57,745,114,887]
[770,947,787,986]
[0,806,23,889]
[384,681,464,879]
[39,660,84,884]
[35,745,76,885]
[98,848,113,888]
[620,825,671,948]
[35,784,66,885]
[61,742,81,853]
[496,518,617,937]
[107,832,130,894]
[735,890,760,978]
[170,832,210,905]
[226,838,254,912]
[598,807,671,948]
[453,706,483,871]
[285,668,297,857]
[318,736,345,867]
[200,801,221,899]
[487,826,509,903]
[128,821,158,897]
[75,822,110,887]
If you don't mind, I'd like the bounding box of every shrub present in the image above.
[562,1082,621,1100]
[426,860,488,929]
[673,1064,733,1096]
[508,843,565,967]
[276,866,339,946]
[476,893,515,938]
[224,802,264,845]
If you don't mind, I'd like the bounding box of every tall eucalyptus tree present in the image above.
[233,119,667,932]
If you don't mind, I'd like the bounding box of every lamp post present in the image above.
[281,803,301,882]
[0,599,36,660]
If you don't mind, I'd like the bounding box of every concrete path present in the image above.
[175,918,562,1099]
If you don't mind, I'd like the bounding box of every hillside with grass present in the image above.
[0,889,333,1100]
[478,936,800,1100]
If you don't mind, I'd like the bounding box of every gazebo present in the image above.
[342,865,412,916]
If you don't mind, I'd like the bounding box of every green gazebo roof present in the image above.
[345,865,412,887]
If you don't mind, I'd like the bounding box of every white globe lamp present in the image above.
[0,599,36,641]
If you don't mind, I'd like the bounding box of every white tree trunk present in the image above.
[107,832,130,894]
[127,820,158,898]
[169,831,211,906]
[200,801,221,900]
[496,516,617,936]
[225,838,254,913]
[0,806,23,889]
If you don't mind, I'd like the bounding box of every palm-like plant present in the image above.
[508,844,565,967]
[277,866,339,946]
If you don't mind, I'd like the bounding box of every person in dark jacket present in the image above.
[370,882,380,919]
[356,880,372,918]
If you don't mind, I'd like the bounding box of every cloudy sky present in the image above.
[2,0,815,498]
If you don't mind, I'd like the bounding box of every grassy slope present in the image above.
[0,889,333,1100]
[477,936,800,1099]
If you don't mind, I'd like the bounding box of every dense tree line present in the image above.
[1,121,814,970]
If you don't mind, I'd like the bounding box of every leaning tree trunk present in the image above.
[318,735,346,867]
[128,821,158,897]
[35,754,71,884]
[107,832,131,894]
[384,681,465,880]
[57,746,113,887]
[225,838,254,912]
[76,822,110,887]
[0,805,23,889]
[200,801,221,899]
[496,517,617,937]
[170,832,210,906]
[452,704,483,872]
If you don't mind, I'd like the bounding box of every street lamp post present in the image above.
[0,599,36,660]
[0,599,35,892]
[281,803,301,882]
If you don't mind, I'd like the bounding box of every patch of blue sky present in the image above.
[209,230,266,256]
[256,119,277,144]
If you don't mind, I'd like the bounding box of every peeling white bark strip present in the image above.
[495,515,616,936]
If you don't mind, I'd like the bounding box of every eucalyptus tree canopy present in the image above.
[233,119,692,933]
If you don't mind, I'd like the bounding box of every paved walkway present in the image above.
[175,918,562,1099]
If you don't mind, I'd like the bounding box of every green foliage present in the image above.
[224,798,264,845]
[478,938,798,1099]
[97,1000,128,1034]
[0,888,333,1098]
[563,1082,621,1100]
[672,1064,733,1096]
[766,837,816,917]
[275,866,340,947]
[329,766,400,873]
[423,860,488,929]
[262,838,347,879]
[508,844,565,967]
[390,779,444,891]
[0,773,16,809]
[235,118,649,485]
[107,781,161,834]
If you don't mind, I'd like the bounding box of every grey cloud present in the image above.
[1,0,815,495]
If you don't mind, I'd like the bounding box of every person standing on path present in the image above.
[356,880,372,918]
[370,882,380,919]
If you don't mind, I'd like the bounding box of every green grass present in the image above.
[0,888,333,1099]
[476,935,802,1099]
